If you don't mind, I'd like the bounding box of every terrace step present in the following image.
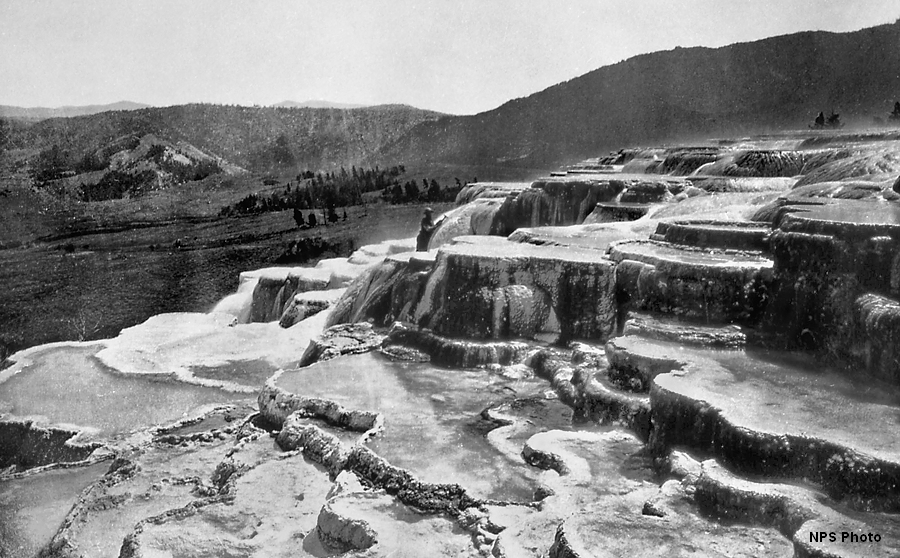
[612,334,900,510]
[550,481,793,557]
[592,201,652,222]
[418,236,618,341]
[621,311,748,349]
[653,220,771,251]
[608,239,773,324]
[695,460,900,558]
[854,293,900,384]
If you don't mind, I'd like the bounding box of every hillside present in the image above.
[1,103,444,173]
[373,19,900,170]
[4,21,899,181]
[0,101,150,120]
[272,100,368,109]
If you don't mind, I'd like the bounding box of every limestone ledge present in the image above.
[275,415,482,514]
[278,287,345,328]
[454,182,531,204]
[622,311,747,349]
[605,335,683,392]
[854,293,900,384]
[765,200,900,373]
[530,346,651,440]
[298,322,385,367]
[326,252,435,328]
[315,488,483,555]
[418,236,617,341]
[694,460,900,558]
[247,242,408,324]
[0,419,105,475]
[486,178,624,236]
[607,335,900,510]
[653,219,771,251]
[329,235,618,342]
[610,239,773,324]
[428,197,505,249]
[382,322,532,368]
[257,382,383,440]
[548,481,794,558]
[316,493,379,551]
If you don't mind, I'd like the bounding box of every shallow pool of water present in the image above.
[0,345,250,437]
[0,462,109,558]
[276,352,575,502]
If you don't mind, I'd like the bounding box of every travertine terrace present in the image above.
[4,130,900,557]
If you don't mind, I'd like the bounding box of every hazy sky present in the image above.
[1,1,898,115]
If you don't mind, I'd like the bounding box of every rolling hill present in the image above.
[4,20,900,181]
[1,104,445,174]
[371,19,900,170]
[0,101,150,120]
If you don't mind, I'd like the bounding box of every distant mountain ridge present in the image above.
[4,20,900,178]
[0,101,150,120]
[1,103,445,173]
[272,100,368,109]
[371,19,900,170]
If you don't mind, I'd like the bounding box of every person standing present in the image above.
[417,208,444,251]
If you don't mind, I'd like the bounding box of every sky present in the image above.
[1,0,898,115]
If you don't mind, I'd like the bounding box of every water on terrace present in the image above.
[0,345,252,438]
[0,462,110,558]
[274,351,586,502]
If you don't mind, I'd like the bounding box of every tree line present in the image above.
[220,165,465,219]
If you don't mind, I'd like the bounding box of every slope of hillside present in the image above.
[0,101,150,120]
[1,104,444,173]
[272,100,368,109]
[374,19,900,170]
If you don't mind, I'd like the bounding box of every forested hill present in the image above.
[373,19,900,170]
[2,104,445,172]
